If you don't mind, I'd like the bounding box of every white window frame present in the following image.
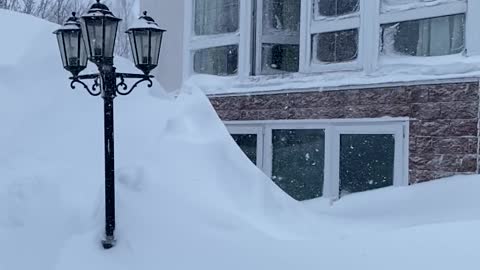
[378,1,468,63]
[184,0,479,80]
[303,0,365,73]
[254,0,301,75]
[262,122,331,196]
[329,123,407,199]
[183,0,253,80]
[225,118,409,200]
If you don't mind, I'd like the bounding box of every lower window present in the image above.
[339,134,395,196]
[231,134,258,164]
[272,129,325,201]
[228,121,407,201]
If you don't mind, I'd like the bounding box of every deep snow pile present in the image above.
[1,10,480,270]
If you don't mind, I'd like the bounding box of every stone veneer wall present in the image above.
[209,81,480,184]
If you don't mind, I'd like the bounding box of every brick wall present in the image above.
[210,81,480,184]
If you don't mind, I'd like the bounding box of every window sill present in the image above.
[187,54,480,97]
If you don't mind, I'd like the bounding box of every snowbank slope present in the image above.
[1,9,479,270]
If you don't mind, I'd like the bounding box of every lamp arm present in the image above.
[69,73,154,97]
[115,73,154,96]
[70,75,102,96]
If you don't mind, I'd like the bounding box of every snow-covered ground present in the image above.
[1,9,479,270]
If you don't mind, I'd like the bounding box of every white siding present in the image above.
[140,0,185,92]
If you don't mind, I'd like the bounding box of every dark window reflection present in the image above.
[232,134,257,164]
[272,129,325,201]
[340,134,395,196]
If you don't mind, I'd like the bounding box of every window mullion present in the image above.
[323,126,336,199]
[361,0,380,74]
[238,0,253,79]
[189,34,240,50]
[299,0,311,73]
[263,125,273,179]
[466,0,480,56]
[254,0,263,75]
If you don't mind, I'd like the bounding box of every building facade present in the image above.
[142,0,480,201]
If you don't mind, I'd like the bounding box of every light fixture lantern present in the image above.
[126,11,166,75]
[80,0,121,65]
[53,12,87,76]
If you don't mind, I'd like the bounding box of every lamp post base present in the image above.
[101,236,117,249]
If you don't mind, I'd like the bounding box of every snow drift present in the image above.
[1,9,480,270]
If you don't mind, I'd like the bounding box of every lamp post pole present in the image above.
[53,1,165,249]
[101,64,117,248]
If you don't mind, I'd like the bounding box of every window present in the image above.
[272,129,325,201]
[231,134,258,164]
[185,0,472,78]
[257,0,301,74]
[194,0,239,36]
[188,0,240,76]
[193,45,238,75]
[339,134,395,196]
[228,126,264,167]
[379,0,467,60]
[381,14,465,57]
[313,29,359,63]
[227,120,408,201]
[317,0,359,17]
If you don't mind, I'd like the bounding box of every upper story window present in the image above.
[194,0,239,35]
[190,0,240,76]
[317,0,359,17]
[185,0,471,79]
[381,14,465,57]
[259,0,301,74]
[313,29,359,63]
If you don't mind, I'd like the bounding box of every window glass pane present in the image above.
[263,0,300,34]
[64,32,80,66]
[313,29,358,63]
[272,129,325,201]
[231,134,257,164]
[193,45,238,76]
[381,14,465,57]
[340,134,395,196]
[318,0,359,17]
[261,44,299,74]
[261,0,300,75]
[194,0,239,36]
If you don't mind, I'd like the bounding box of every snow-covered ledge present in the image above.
[187,54,480,97]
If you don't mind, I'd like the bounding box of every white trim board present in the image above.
[206,77,479,98]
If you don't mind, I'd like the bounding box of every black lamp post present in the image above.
[53,0,165,250]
